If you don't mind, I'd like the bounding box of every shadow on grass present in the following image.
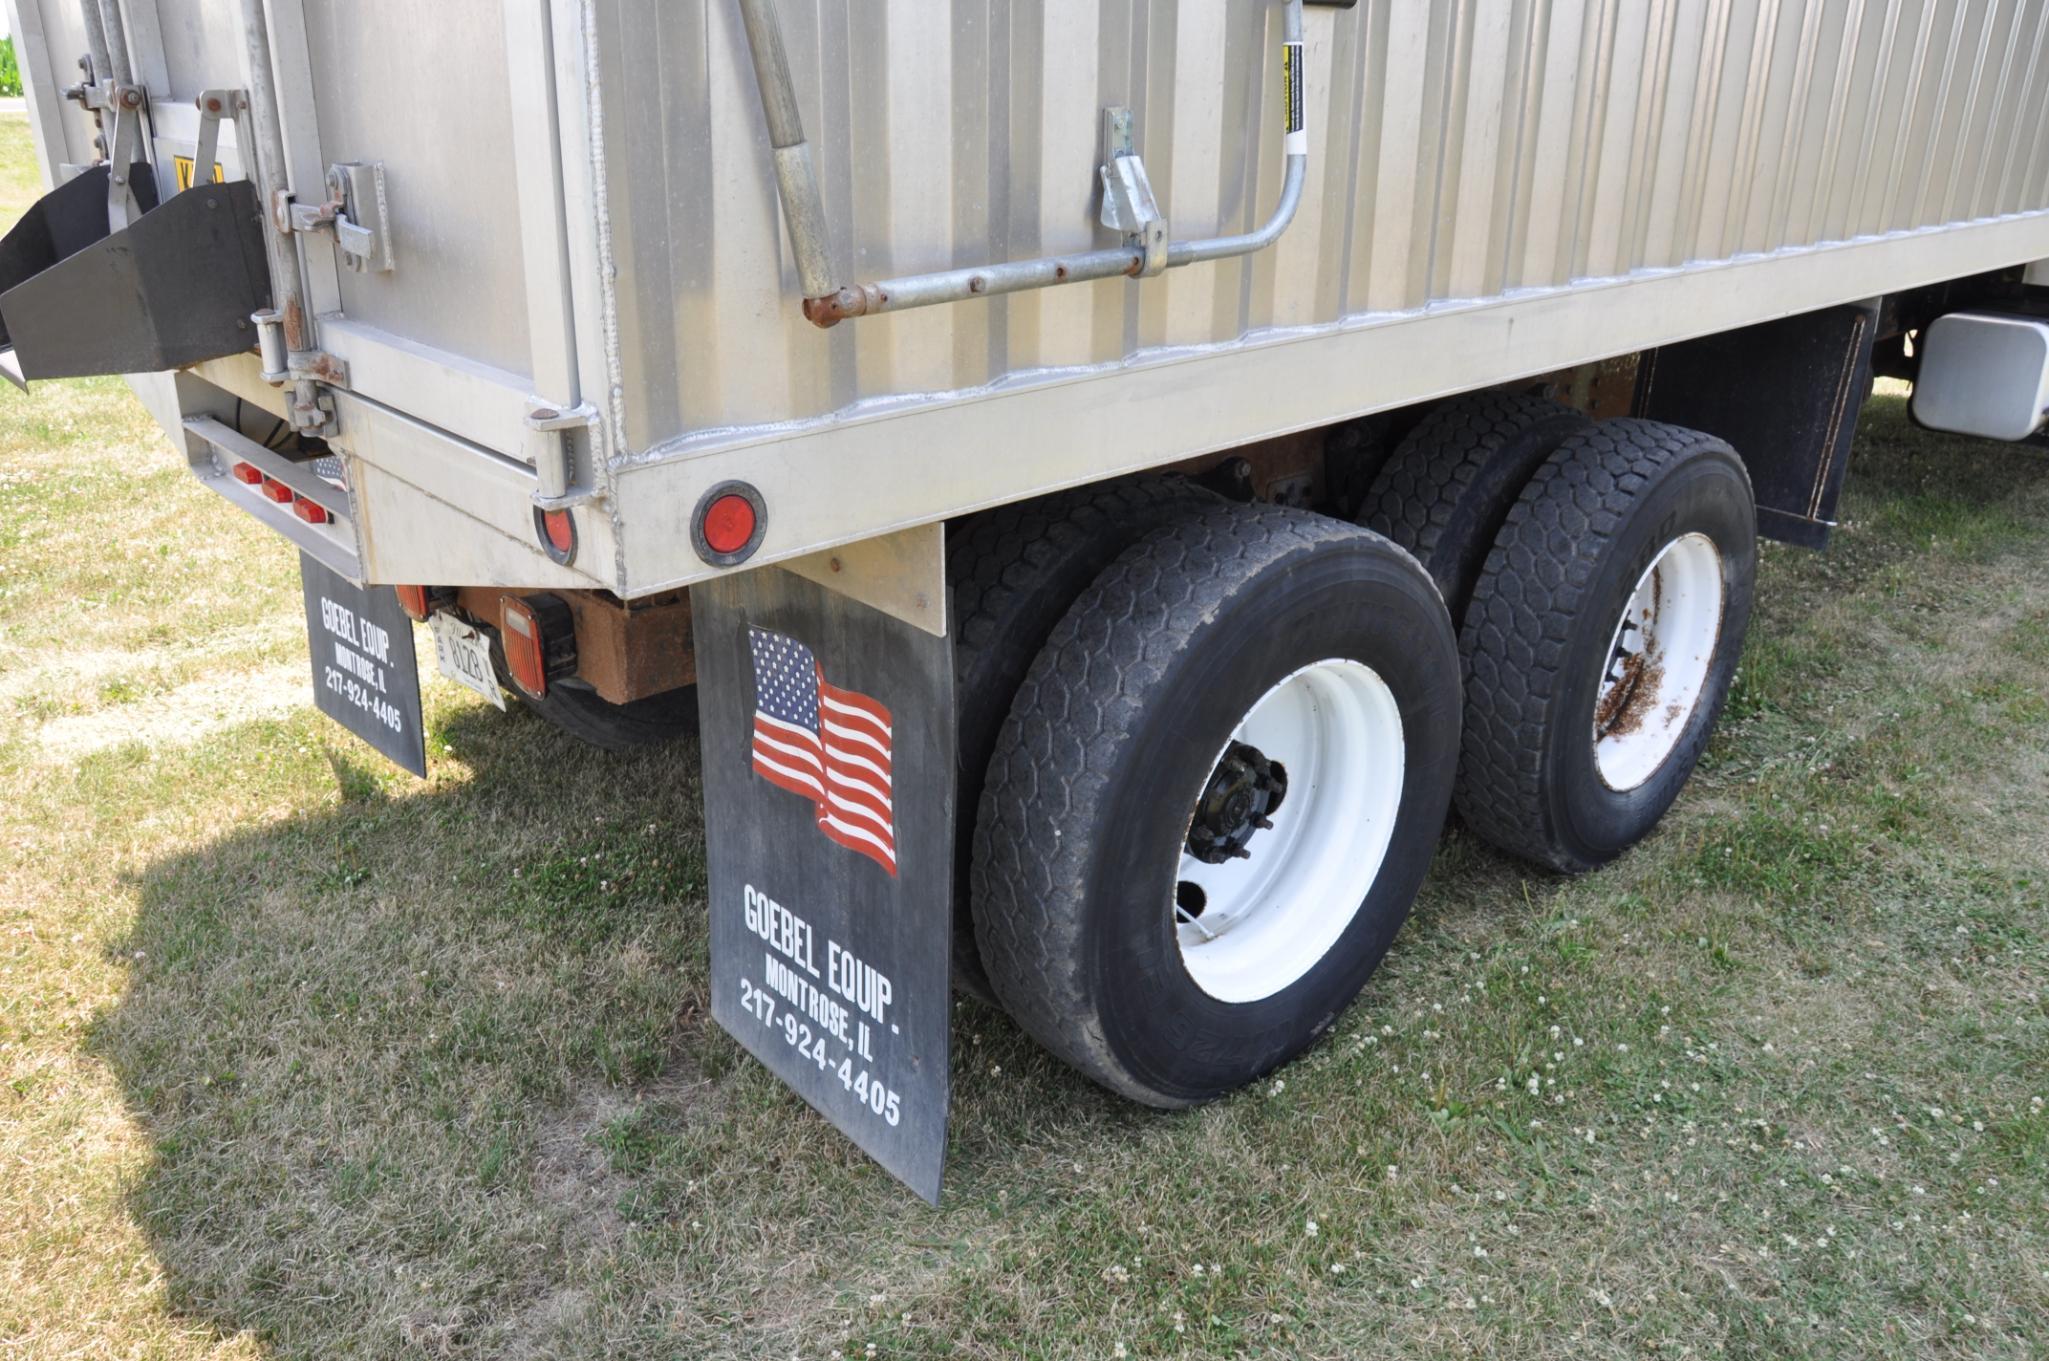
[80,680,1169,1353]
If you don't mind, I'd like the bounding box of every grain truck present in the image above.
[5,0,2049,1200]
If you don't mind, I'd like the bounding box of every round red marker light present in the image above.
[691,482,767,566]
[702,495,757,555]
[541,509,575,554]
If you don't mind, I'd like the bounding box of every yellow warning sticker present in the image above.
[172,155,225,191]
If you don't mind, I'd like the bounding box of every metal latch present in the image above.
[1099,107,1168,278]
[279,162,395,274]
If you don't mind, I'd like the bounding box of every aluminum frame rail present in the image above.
[736,0,1311,329]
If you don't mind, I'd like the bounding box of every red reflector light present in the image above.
[292,496,330,525]
[395,585,431,622]
[701,494,758,556]
[501,597,547,698]
[231,462,263,485]
[541,509,575,554]
[260,476,294,504]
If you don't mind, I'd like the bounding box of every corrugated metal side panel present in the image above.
[600,0,2049,456]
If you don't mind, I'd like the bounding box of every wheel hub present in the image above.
[1171,660,1407,1004]
[1185,742,1288,868]
[1591,531,1726,791]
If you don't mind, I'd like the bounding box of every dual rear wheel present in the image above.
[958,404,1758,1105]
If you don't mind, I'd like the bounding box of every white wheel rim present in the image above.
[1174,660,1406,1005]
[1592,532,1726,792]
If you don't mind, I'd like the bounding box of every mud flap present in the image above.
[1634,300,1879,550]
[693,565,954,1203]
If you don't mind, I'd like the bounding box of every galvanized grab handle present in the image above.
[736,0,1311,329]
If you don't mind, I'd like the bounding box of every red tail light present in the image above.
[260,476,294,504]
[230,462,263,485]
[292,496,330,525]
[395,585,431,622]
[500,597,548,698]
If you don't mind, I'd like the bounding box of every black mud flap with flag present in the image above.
[693,568,954,1203]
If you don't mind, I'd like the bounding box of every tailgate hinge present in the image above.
[250,307,348,437]
[525,397,605,512]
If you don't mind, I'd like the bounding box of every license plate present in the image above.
[429,611,507,711]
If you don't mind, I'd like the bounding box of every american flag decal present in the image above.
[748,627,897,875]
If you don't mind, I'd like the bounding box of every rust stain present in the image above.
[281,297,308,352]
[1595,650,1665,740]
[301,351,348,386]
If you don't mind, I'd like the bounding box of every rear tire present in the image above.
[515,682,698,754]
[946,476,1220,999]
[972,505,1461,1106]
[1457,419,1756,872]
[1359,391,1589,624]
[489,636,698,754]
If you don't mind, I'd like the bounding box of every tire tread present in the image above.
[1455,418,1746,869]
[972,504,1415,1103]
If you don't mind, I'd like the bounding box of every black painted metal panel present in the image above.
[0,175,267,380]
[1635,302,1879,551]
[300,554,429,779]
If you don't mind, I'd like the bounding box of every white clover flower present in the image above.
[1305,1219,1320,1238]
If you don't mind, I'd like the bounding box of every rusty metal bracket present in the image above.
[102,85,149,227]
[1100,108,1168,278]
[190,88,246,194]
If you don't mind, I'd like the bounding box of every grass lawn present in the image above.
[2,113,2046,1359]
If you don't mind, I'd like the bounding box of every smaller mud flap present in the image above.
[694,564,955,1203]
[0,166,270,387]
[1635,301,1879,550]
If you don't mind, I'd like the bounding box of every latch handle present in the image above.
[282,162,395,274]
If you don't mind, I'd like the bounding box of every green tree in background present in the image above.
[0,38,23,98]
